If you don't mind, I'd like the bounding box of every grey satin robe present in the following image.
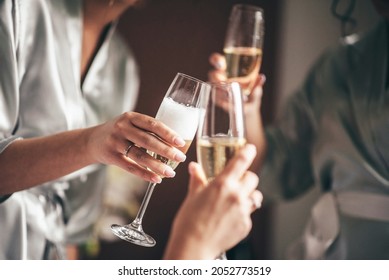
[261,19,389,259]
[0,0,139,259]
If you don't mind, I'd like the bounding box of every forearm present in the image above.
[0,127,95,195]
[163,230,215,260]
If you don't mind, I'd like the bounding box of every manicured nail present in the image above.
[164,166,176,178]
[174,136,185,147]
[245,144,257,157]
[175,152,187,162]
[260,74,266,85]
[152,175,162,184]
[215,61,223,69]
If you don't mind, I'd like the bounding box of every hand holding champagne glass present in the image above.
[224,4,264,95]
[196,81,246,259]
[111,73,210,247]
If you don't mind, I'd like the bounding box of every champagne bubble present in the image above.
[155,97,202,140]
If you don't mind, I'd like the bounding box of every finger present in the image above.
[127,112,186,147]
[188,162,208,195]
[239,170,259,197]
[124,127,187,163]
[114,156,162,184]
[124,145,177,178]
[259,73,266,86]
[220,144,257,180]
[208,69,227,83]
[123,140,135,157]
[209,53,226,70]
[249,190,263,213]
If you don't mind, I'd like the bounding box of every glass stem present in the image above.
[132,182,157,227]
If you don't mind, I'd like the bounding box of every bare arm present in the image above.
[0,112,187,195]
[0,128,94,195]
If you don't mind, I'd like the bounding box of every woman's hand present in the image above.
[208,52,266,117]
[163,144,262,260]
[87,112,187,183]
[208,52,267,172]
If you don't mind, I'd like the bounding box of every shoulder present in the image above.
[0,0,74,47]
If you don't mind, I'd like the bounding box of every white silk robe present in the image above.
[0,0,139,259]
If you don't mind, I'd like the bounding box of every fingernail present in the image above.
[174,136,185,147]
[215,61,223,69]
[152,175,162,184]
[164,166,176,178]
[245,144,256,154]
[252,196,262,209]
[260,74,266,85]
[175,152,187,162]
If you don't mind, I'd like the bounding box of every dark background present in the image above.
[94,0,281,260]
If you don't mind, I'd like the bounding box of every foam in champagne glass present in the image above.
[155,97,202,140]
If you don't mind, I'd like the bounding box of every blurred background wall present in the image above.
[90,0,380,260]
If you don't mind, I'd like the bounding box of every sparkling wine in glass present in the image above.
[196,81,246,259]
[224,4,264,95]
[111,73,210,247]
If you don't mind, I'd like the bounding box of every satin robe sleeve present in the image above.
[0,1,22,201]
[260,51,337,200]
[260,90,316,200]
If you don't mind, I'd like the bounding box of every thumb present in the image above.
[187,162,207,195]
[209,52,226,70]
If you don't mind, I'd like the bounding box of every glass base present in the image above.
[111,223,156,247]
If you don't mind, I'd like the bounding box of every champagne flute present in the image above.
[111,73,210,247]
[196,81,246,259]
[224,4,264,95]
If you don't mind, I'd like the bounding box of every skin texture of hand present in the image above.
[163,144,262,260]
[208,52,265,115]
[87,111,187,183]
[208,52,267,172]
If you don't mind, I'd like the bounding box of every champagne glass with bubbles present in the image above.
[111,73,210,247]
[224,4,264,96]
[196,81,246,259]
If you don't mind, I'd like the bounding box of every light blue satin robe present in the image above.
[261,19,389,259]
[0,0,139,259]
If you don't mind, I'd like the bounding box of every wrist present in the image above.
[244,109,261,121]
[79,126,98,165]
[163,225,217,260]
